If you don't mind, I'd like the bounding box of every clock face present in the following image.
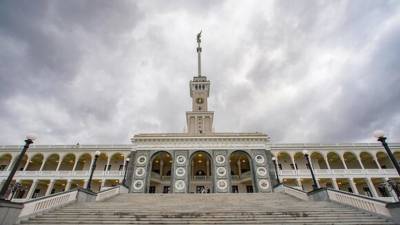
[196,98,204,104]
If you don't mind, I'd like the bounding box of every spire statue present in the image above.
[196,30,202,77]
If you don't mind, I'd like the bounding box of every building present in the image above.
[0,33,399,202]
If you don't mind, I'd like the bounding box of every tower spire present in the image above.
[196,30,202,77]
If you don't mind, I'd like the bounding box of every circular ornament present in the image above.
[215,155,226,164]
[255,155,265,164]
[175,167,186,177]
[135,167,146,177]
[176,155,186,165]
[258,179,270,190]
[175,180,185,190]
[136,156,147,165]
[216,167,227,177]
[133,180,144,190]
[217,180,228,190]
[257,167,267,176]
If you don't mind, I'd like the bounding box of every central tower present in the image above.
[186,32,214,135]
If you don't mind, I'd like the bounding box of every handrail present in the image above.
[17,185,126,221]
[19,190,78,218]
[326,188,394,217]
[278,184,400,222]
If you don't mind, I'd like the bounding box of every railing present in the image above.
[231,171,252,180]
[96,186,120,201]
[0,170,125,179]
[279,169,398,177]
[277,184,400,222]
[19,189,78,218]
[191,176,211,181]
[16,185,127,221]
[326,188,392,217]
[282,185,309,200]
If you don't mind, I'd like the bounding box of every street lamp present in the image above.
[122,157,130,186]
[374,130,400,176]
[87,151,100,191]
[271,156,280,185]
[0,135,36,200]
[303,150,318,190]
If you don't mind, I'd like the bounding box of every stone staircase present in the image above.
[19,193,395,224]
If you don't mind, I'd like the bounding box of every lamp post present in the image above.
[122,158,130,186]
[0,135,36,200]
[303,150,318,190]
[374,130,400,176]
[271,156,280,185]
[87,151,100,191]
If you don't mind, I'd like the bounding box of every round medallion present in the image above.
[175,180,185,190]
[255,155,265,164]
[136,156,147,165]
[215,155,226,164]
[133,180,144,190]
[216,167,227,177]
[176,155,186,165]
[258,179,270,190]
[135,167,146,177]
[217,180,228,190]
[257,167,267,176]
[175,167,186,177]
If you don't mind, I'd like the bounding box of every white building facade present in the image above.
[0,34,399,202]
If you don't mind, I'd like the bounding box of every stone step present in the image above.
[19,192,395,225]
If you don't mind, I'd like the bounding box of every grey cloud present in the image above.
[0,0,399,144]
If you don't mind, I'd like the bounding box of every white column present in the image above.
[339,154,348,170]
[349,179,359,194]
[367,178,378,197]
[88,155,95,171]
[72,159,79,171]
[39,159,46,171]
[290,154,296,170]
[357,154,365,169]
[45,180,55,196]
[23,159,30,171]
[55,158,62,171]
[26,180,38,200]
[83,180,89,189]
[324,155,331,170]
[331,178,339,190]
[65,180,72,191]
[106,157,111,171]
[372,154,381,169]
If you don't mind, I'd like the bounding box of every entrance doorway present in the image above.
[148,151,172,193]
[229,151,255,193]
[189,151,213,193]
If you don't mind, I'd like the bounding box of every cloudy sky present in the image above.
[0,1,399,145]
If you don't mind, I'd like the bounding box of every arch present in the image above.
[95,153,108,171]
[26,154,44,171]
[229,150,255,193]
[59,154,76,171]
[376,152,393,169]
[327,152,345,169]
[277,152,294,170]
[293,152,308,169]
[110,153,125,171]
[310,152,328,169]
[147,151,173,193]
[42,154,60,170]
[75,153,92,170]
[343,152,362,169]
[360,152,379,169]
[0,154,13,171]
[189,151,213,193]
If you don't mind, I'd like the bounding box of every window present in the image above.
[149,186,156,193]
[246,185,254,193]
[163,186,170,193]
[119,165,124,171]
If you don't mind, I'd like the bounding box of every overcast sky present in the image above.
[0,1,399,145]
